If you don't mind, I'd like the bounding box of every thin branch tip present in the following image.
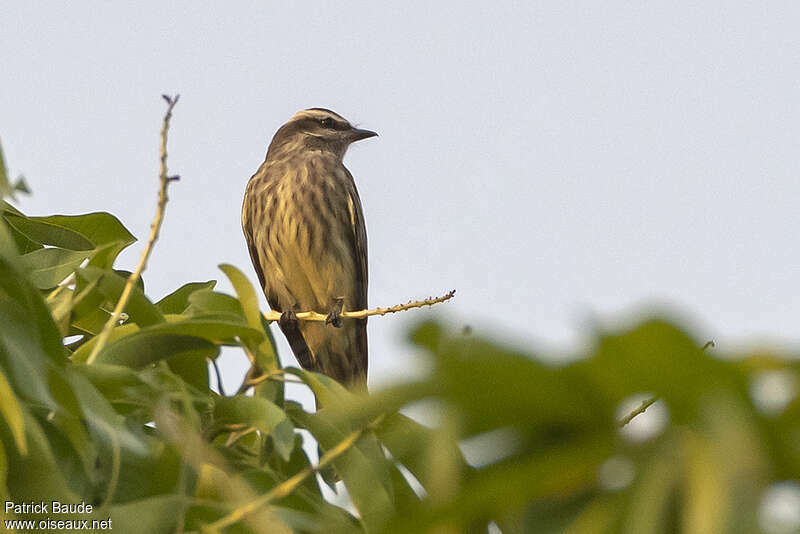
[162,94,180,105]
[86,96,180,364]
[261,289,456,323]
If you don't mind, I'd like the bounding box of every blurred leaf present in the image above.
[284,368,353,409]
[377,412,466,492]
[410,321,606,438]
[12,176,29,194]
[0,257,65,412]
[622,436,682,533]
[155,280,216,314]
[47,285,74,336]
[168,349,212,392]
[290,407,395,533]
[0,141,28,201]
[74,363,153,409]
[385,434,611,534]
[0,367,26,455]
[109,495,187,534]
[0,140,8,197]
[0,439,7,500]
[2,411,77,504]
[214,396,295,462]
[580,319,737,423]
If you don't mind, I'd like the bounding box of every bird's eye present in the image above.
[320,117,334,128]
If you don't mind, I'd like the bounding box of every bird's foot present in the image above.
[325,298,344,328]
[279,310,298,328]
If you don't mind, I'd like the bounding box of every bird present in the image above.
[242,108,376,390]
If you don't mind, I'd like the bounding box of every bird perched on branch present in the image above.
[242,108,376,390]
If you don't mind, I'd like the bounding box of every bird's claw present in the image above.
[279,310,298,328]
[325,298,344,328]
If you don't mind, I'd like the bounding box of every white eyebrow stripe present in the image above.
[290,109,346,123]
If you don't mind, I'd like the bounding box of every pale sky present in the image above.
[3,2,800,398]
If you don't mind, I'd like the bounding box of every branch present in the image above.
[201,416,384,533]
[87,95,180,365]
[261,290,456,322]
[617,397,658,427]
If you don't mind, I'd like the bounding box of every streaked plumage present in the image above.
[242,108,376,388]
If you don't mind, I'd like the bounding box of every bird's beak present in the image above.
[348,128,378,142]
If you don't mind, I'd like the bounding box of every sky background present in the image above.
[3,2,800,400]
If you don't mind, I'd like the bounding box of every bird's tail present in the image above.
[280,318,368,391]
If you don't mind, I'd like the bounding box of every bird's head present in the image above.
[266,108,377,161]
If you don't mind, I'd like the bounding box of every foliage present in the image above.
[1,148,799,534]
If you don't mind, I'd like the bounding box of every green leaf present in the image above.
[0,140,8,198]
[20,247,89,289]
[78,265,164,327]
[0,257,65,412]
[2,411,77,504]
[284,368,353,409]
[12,176,29,195]
[0,439,8,499]
[0,367,26,455]
[219,264,261,328]
[385,435,611,534]
[186,289,244,321]
[167,349,212,392]
[290,406,395,533]
[0,141,25,201]
[95,333,218,368]
[220,263,280,373]
[4,213,94,250]
[73,363,152,406]
[8,211,135,250]
[74,317,264,366]
[110,495,187,534]
[214,396,295,461]
[580,319,738,423]
[71,323,141,363]
[3,215,41,255]
[155,280,216,314]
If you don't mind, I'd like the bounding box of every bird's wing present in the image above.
[342,167,369,310]
[242,178,268,296]
[341,167,369,382]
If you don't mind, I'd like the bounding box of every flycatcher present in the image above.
[242,108,376,389]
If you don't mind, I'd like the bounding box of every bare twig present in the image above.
[261,290,456,323]
[87,95,180,364]
[618,397,658,427]
[201,416,384,533]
